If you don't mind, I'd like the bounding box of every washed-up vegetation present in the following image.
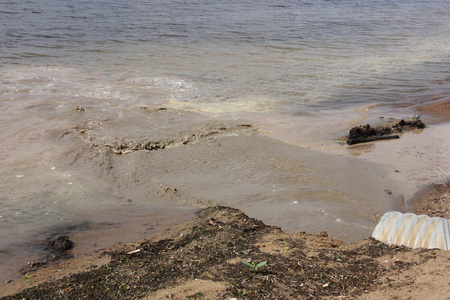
[3,206,436,300]
[346,117,425,145]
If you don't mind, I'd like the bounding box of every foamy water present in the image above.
[1,0,450,281]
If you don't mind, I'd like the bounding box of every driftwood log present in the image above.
[347,134,400,145]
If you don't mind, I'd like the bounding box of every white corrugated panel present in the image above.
[372,211,450,250]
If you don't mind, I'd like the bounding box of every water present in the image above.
[1,0,450,282]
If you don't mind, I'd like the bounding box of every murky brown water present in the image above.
[2,0,450,283]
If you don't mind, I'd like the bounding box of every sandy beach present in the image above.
[419,99,450,124]
[0,100,449,299]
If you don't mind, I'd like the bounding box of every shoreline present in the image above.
[1,99,450,298]
[407,181,450,219]
[1,191,449,299]
[418,98,450,124]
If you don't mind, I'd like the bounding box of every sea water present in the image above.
[1,0,450,281]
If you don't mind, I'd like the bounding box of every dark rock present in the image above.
[49,235,74,251]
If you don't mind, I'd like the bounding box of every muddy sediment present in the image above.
[1,104,439,285]
[2,101,450,298]
[51,107,398,243]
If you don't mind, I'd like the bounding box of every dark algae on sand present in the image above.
[3,206,431,300]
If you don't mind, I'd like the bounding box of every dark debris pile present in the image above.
[2,206,427,300]
[347,118,425,145]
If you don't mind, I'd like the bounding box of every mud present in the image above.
[1,102,447,285]
[51,107,398,243]
[64,106,255,154]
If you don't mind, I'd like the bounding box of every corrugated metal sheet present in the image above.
[372,211,450,250]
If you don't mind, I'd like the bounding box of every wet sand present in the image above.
[418,98,450,123]
[408,180,450,219]
[1,99,449,298]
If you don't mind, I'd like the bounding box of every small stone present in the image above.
[50,235,74,251]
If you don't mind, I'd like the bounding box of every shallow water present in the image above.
[1,0,450,282]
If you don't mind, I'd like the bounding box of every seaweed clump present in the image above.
[347,118,425,145]
[1,206,427,300]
